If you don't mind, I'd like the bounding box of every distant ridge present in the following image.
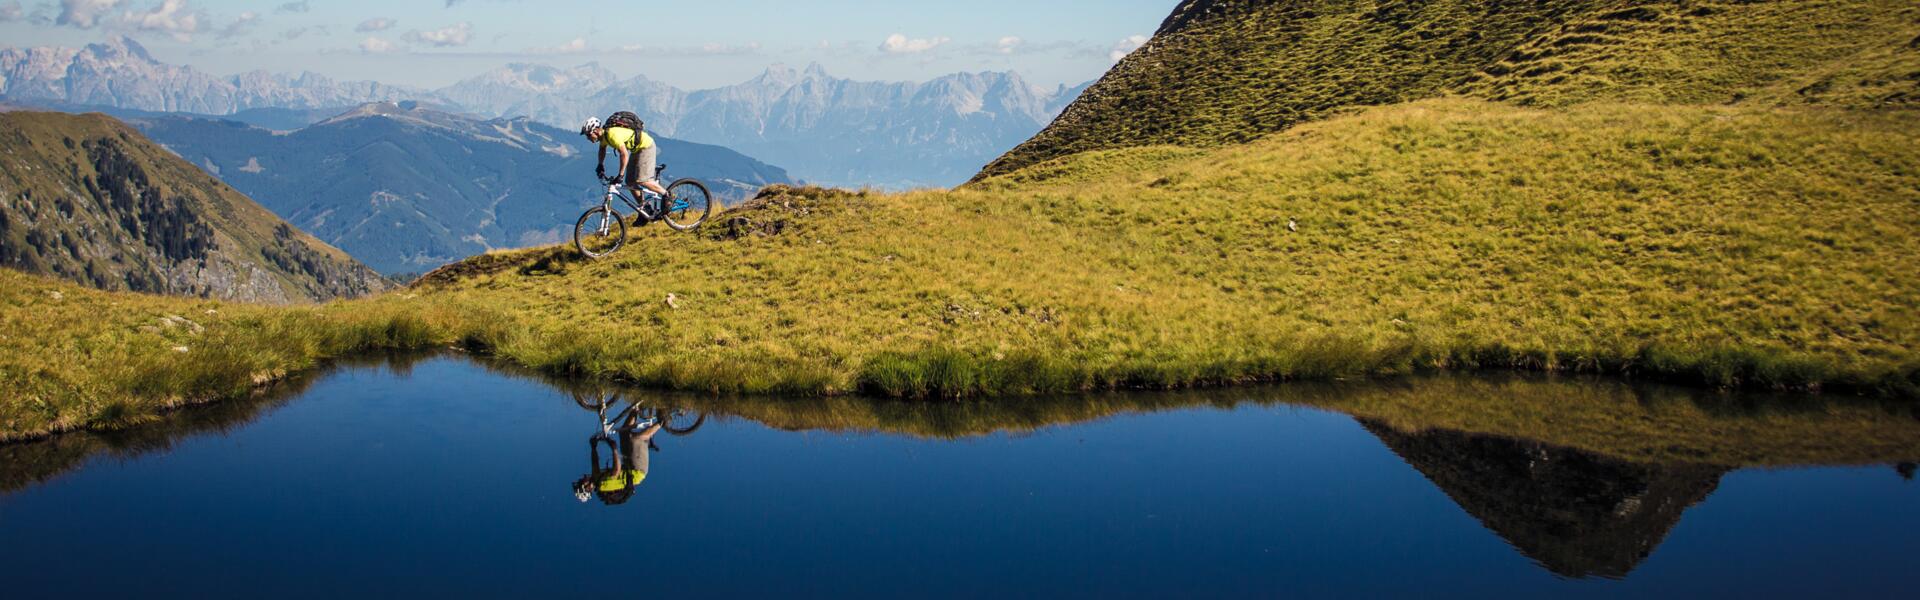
[134,102,792,274]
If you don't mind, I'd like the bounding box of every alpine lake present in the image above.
[2,353,1915,597]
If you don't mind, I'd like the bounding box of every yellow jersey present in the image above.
[601,127,655,152]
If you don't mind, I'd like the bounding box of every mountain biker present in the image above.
[580,114,668,199]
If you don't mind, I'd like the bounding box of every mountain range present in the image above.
[131,102,791,275]
[441,62,1084,187]
[0,111,386,302]
[1,37,1085,189]
[0,37,420,115]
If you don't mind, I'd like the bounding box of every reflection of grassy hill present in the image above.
[3,0,1920,439]
[8,354,1917,501]
[668,374,1920,468]
[1361,420,1725,579]
[0,352,432,493]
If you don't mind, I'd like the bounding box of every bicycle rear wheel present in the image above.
[573,206,627,258]
[663,410,706,435]
[663,179,713,231]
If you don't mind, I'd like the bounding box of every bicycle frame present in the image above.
[600,183,647,216]
[598,168,691,219]
[593,399,660,438]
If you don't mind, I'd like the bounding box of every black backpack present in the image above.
[605,111,643,131]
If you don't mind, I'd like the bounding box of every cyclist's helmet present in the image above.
[579,117,602,137]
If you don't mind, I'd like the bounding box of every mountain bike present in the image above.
[573,163,715,258]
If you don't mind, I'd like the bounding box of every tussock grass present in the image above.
[0,270,505,441]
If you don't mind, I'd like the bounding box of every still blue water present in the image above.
[1,357,1914,597]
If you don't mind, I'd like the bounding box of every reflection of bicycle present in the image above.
[572,390,707,437]
[574,163,716,258]
[569,390,705,505]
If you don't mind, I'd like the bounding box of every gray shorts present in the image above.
[625,145,658,186]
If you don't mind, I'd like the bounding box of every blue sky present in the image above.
[0,0,1175,89]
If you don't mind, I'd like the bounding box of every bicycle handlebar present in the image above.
[599,164,667,186]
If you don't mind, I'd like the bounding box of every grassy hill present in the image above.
[978,0,1920,178]
[406,100,1917,399]
[0,111,387,302]
[1,0,1917,441]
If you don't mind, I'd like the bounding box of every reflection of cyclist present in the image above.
[574,411,662,506]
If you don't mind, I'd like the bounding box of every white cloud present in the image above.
[274,1,306,14]
[215,10,257,39]
[996,36,1023,55]
[358,36,396,54]
[406,21,472,47]
[879,33,950,54]
[1109,34,1149,62]
[0,1,24,22]
[613,42,763,57]
[355,17,395,32]
[530,37,588,54]
[122,0,204,42]
[57,0,123,28]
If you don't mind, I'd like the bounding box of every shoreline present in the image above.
[5,339,1911,446]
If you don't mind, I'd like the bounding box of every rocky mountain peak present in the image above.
[84,35,158,63]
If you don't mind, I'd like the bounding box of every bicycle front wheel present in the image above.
[574,206,627,258]
[663,179,714,231]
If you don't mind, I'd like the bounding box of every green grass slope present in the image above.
[0,111,387,302]
[402,99,1917,399]
[979,0,1920,179]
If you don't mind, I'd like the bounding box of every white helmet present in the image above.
[580,117,602,135]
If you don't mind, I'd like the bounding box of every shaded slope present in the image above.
[979,0,1920,180]
[0,111,386,302]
